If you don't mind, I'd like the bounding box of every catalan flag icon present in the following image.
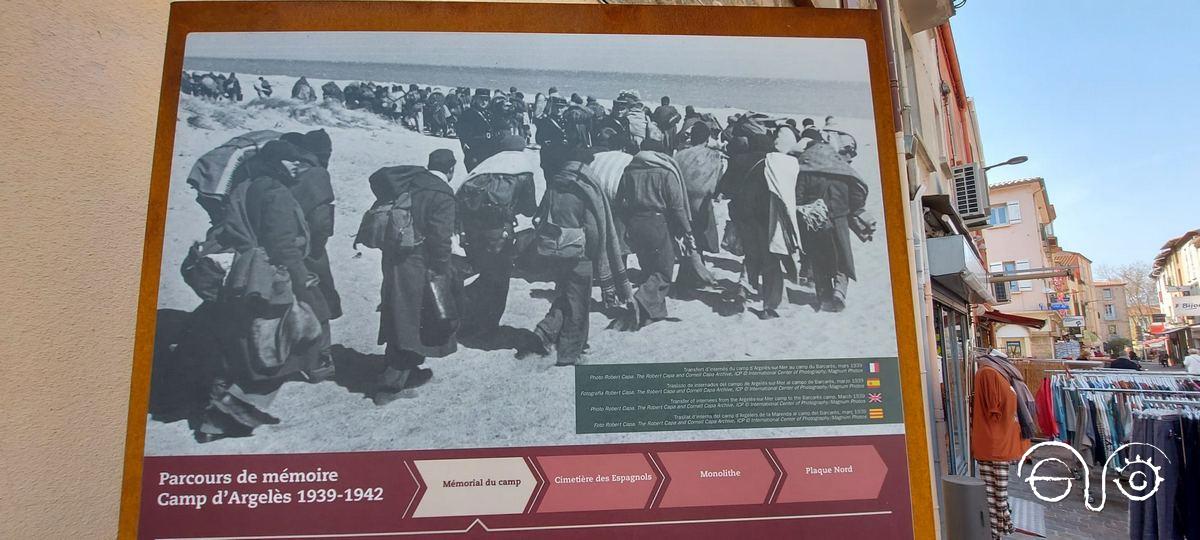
[867,362,880,373]
[868,408,885,420]
[866,377,881,388]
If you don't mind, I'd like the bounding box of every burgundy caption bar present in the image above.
[140,435,911,539]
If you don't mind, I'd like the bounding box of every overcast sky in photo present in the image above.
[953,2,1200,269]
[185,31,870,82]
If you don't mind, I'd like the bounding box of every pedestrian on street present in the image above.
[1184,348,1200,374]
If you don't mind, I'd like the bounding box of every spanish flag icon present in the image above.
[866,377,881,388]
[868,408,885,420]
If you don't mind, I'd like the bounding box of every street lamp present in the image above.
[983,155,1029,171]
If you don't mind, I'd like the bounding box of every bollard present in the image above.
[942,475,990,540]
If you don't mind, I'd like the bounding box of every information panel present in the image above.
[120,3,932,538]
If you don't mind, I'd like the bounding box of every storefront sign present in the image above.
[1062,316,1085,328]
[1172,296,1200,317]
[118,3,934,538]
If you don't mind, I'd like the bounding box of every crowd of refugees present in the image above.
[164,79,876,444]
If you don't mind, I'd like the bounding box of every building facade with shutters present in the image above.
[979,178,1061,358]
[1093,280,1131,344]
[1151,229,1200,361]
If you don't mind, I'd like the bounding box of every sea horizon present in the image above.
[183,56,875,119]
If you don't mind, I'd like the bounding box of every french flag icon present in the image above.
[867,362,880,373]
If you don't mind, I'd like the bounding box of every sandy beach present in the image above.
[144,72,900,456]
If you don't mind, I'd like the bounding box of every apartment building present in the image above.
[979,178,1061,358]
[1094,280,1131,344]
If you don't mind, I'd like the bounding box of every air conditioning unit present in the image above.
[953,163,990,229]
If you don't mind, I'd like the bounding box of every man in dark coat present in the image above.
[373,149,461,405]
[457,135,538,338]
[534,96,570,177]
[191,140,325,442]
[253,140,332,358]
[795,141,868,313]
[652,96,681,154]
[456,89,496,172]
[279,130,340,381]
[615,140,694,328]
[585,96,607,122]
[562,94,594,148]
[717,134,795,318]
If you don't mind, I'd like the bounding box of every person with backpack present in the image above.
[520,145,631,366]
[363,149,462,405]
[456,135,538,339]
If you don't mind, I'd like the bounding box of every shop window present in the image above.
[1005,340,1023,358]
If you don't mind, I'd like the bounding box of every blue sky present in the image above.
[952,2,1199,268]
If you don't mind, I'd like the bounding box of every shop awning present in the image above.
[980,309,1047,329]
[1154,326,1191,336]
[1143,337,1168,348]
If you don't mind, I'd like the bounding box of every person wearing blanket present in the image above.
[613,140,695,329]
[794,141,871,313]
[672,123,725,290]
[718,134,827,319]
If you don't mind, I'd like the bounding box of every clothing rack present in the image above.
[1073,387,1200,396]
[1143,397,1200,406]
[1045,369,1198,378]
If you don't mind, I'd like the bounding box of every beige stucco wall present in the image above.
[1,2,172,537]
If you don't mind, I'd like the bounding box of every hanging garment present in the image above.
[1128,415,1182,540]
[1036,378,1060,438]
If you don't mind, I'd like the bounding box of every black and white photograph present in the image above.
[145,31,898,455]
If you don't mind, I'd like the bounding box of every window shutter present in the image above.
[1007,201,1022,223]
[1016,260,1032,290]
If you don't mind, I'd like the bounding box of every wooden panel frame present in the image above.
[118,2,934,537]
